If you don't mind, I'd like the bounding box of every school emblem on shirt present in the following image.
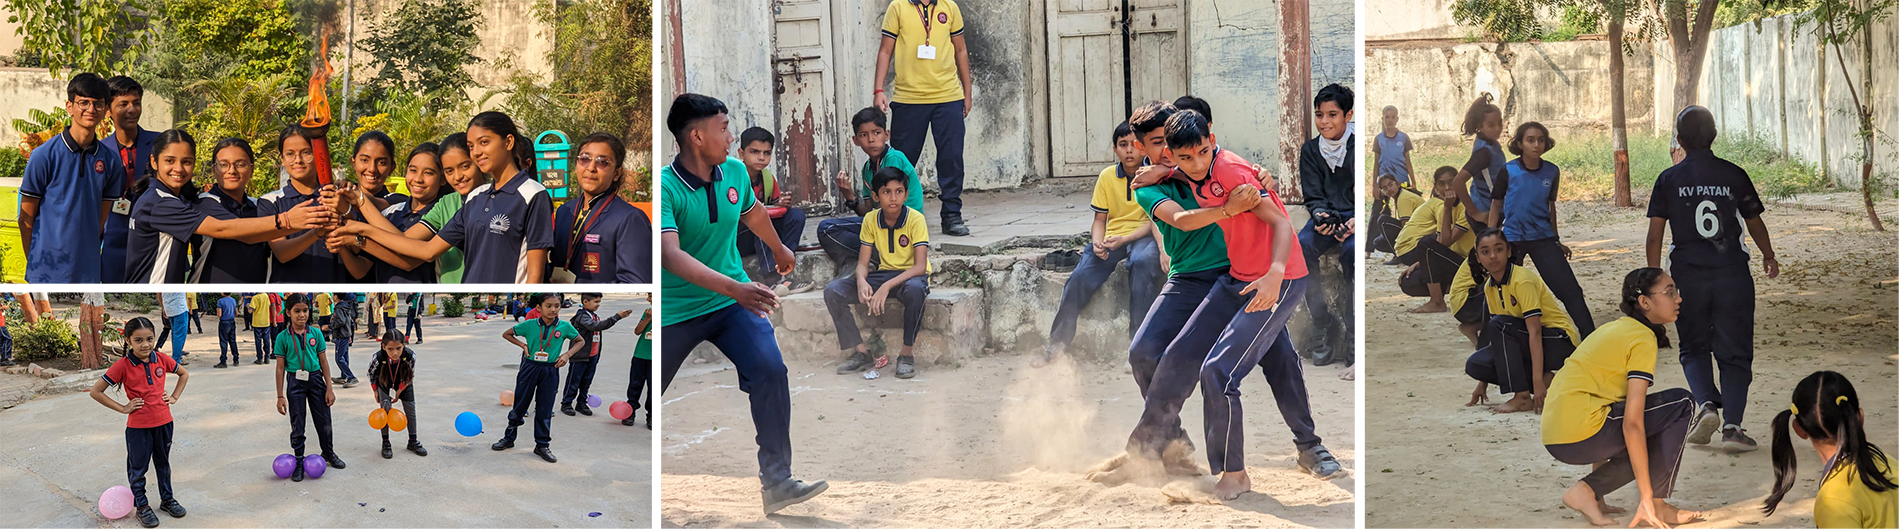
[937,12,948,23]
[488,214,511,234]
[726,187,740,204]
[309,337,317,347]
[581,252,601,273]
[554,331,563,338]
[1209,180,1227,197]
[898,234,910,247]
[93,160,105,173]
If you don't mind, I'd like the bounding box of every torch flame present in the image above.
[301,29,333,129]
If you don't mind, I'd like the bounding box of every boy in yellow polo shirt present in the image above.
[314,293,333,329]
[249,293,273,365]
[824,167,931,379]
[1464,229,1579,414]
[1034,121,1161,367]
[1395,166,1473,314]
[873,0,973,236]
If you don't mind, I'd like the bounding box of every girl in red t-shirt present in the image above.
[89,317,190,527]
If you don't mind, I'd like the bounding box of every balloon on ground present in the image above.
[608,401,633,420]
[455,411,483,437]
[272,453,297,478]
[98,486,133,519]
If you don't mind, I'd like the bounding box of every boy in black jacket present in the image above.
[1297,84,1356,369]
[563,293,633,416]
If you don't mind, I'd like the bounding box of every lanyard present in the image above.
[914,1,936,42]
[287,328,317,370]
[534,321,558,360]
[118,144,136,191]
[565,195,614,269]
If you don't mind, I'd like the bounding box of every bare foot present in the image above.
[1338,365,1355,381]
[1656,501,1704,525]
[1597,501,1626,515]
[1408,301,1449,313]
[1490,393,1535,414]
[1087,452,1165,486]
[1160,438,1205,477]
[1561,482,1617,526]
[1213,471,1252,501]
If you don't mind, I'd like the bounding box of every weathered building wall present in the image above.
[1365,40,1655,145]
[0,68,176,141]
[1186,0,1356,172]
[661,0,776,152]
[1364,0,1462,41]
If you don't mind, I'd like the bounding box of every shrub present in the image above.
[14,318,78,364]
[441,296,466,318]
[0,147,25,179]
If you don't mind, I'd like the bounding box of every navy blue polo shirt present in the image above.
[1463,137,1509,214]
[373,198,437,284]
[257,183,348,283]
[125,185,236,283]
[200,190,271,283]
[100,128,158,283]
[438,168,556,283]
[552,193,652,284]
[1646,150,1765,270]
[21,127,125,283]
[1502,158,1560,242]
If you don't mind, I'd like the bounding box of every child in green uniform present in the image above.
[273,294,344,480]
[495,293,584,463]
[627,301,652,428]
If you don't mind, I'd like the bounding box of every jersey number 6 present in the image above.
[1694,200,1720,238]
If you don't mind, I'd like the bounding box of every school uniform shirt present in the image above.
[373,198,437,283]
[660,155,755,326]
[1540,317,1659,445]
[571,308,626,359]
[1645,150,1765,270]
[382,294,399,318]
[633,310,652,361]
[21,127,127,283]
[1134,179,1230,277]
[1180,147,1307,282]
[1502,158,1561,242]
[859,207,933,273]
[314,293,333,318]
[419,192,468,283]
[101,128,159,284]
[879,0,967,105]
[513,318,582,364]
[1815,457,1898,529]
[258,184,349,283]
[1483,264,1580,344]
[125,186,239,283]
[1381,188,1425,221]
[275,325,328,372]
[1447,255,1480,310]
[249,294,272,328]
[103,352,180,429]
[1395,196,1473,256]
[552,193,653,284]
[1374,130,1413,184]
[858,147,925,214]
[1463,137,1509,215]
[436,169,556,283]
[270,294,284,325]
[1091,164,1149,239]
[217,296,237,322]
[199,191,271,283]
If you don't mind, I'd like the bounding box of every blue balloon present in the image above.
[455,411,483,437]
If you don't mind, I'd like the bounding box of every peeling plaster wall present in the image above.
[1187,0,1357,174]
[1365,40,1655,145]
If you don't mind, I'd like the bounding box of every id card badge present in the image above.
[917,44,937,60]
[293,370,309,382]
[549,267,578,283]
[112,198,132,215]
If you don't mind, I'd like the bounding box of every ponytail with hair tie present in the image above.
[1763,371,1895,515]
[1617,268,1672,348]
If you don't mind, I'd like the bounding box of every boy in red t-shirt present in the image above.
[90,317,190,528]
[1158,110,1337,497]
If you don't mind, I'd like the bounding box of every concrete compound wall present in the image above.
[1365,39,1655,145]
[1364,0,1462,41]
[1186,0,1356,172]
[1683,11,1897,189]
[346,0,558,89]
[0,68,176,141]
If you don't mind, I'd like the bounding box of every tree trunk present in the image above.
[1659,0,1722,113]
[1860,9,1883,231]
[1278,0,1312,202]
[1609,9,1632,207]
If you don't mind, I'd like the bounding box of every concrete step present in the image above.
[691,287,985,367]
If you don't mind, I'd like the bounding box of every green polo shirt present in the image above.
[274,325,328,373]
[512,318,582,363]
[661,155,756,325]
[1134,179,1231,276]
[419,191,468,283]
[859,147,925,214]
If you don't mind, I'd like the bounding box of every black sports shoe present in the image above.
[158,499,186,518]
[492,430,517,451]
[561,404,576,416]
[323,453,346,470]
[576,403,593,416]
[942,217,970,237]
[408,440,428,457]
[1298,445,1342,479]
[136,506,159,528]
[534,446,558,463]
[291,459,306,482]
[895,356,916,379]
[836,351,874,374]
[213,362,228,369]
[382,440,393,459]
[762,477,829,514]
[621,417,637,427]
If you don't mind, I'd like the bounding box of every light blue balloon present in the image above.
[455,412,483,437]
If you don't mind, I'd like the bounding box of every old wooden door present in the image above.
[1046,0,1188,177]
[771,0,840,208]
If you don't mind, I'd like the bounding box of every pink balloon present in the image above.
[99,486,133,519]
[608,401,634,420]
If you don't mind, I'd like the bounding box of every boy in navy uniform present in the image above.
[215,294,239,368]
[20,72,125,284]
[563,293,632,415]
[101,75,161,283]
[497,293,584,462]
[1644,105,1779,453]
[659,94,828,514]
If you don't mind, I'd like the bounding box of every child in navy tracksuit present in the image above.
[496,293,584,463]
[89,317,189,528]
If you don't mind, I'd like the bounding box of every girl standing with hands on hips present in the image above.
[90,317,189,528]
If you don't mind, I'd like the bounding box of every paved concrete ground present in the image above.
[0,294,653,528]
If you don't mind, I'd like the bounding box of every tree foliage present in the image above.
[2,0,150,77]
[493,0,650,160]
[359,0,483,102]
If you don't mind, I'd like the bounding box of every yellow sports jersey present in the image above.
[249,294,271,328]
[1484,265,1580,345]
[1816,459,1899,529]
[1540,317,1660,445]
[859,207,933,273]
[1383,188,1425,220]
[1395,196,1472,256]
[1091,165,1149,239]
[315,293,333,317]
[1447,256,1478,311]
[880,0,966,104]
[383,294,399,317]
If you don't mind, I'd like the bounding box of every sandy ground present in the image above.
[1364,192,1898,528]
[661,349,1356,528]
[0,294,652,528]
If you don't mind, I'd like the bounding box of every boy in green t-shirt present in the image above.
[825,168,933,379]
[816,107,925,273]
[496,293,583,463]
[626,298,652,428]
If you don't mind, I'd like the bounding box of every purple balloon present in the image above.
[273,454,297,478]
[587,394,602,408]
[302,455,327,479]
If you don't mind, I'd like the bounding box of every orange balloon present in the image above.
[500,391,514,407]
[387,409,408,432]
[368,408,388,430]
